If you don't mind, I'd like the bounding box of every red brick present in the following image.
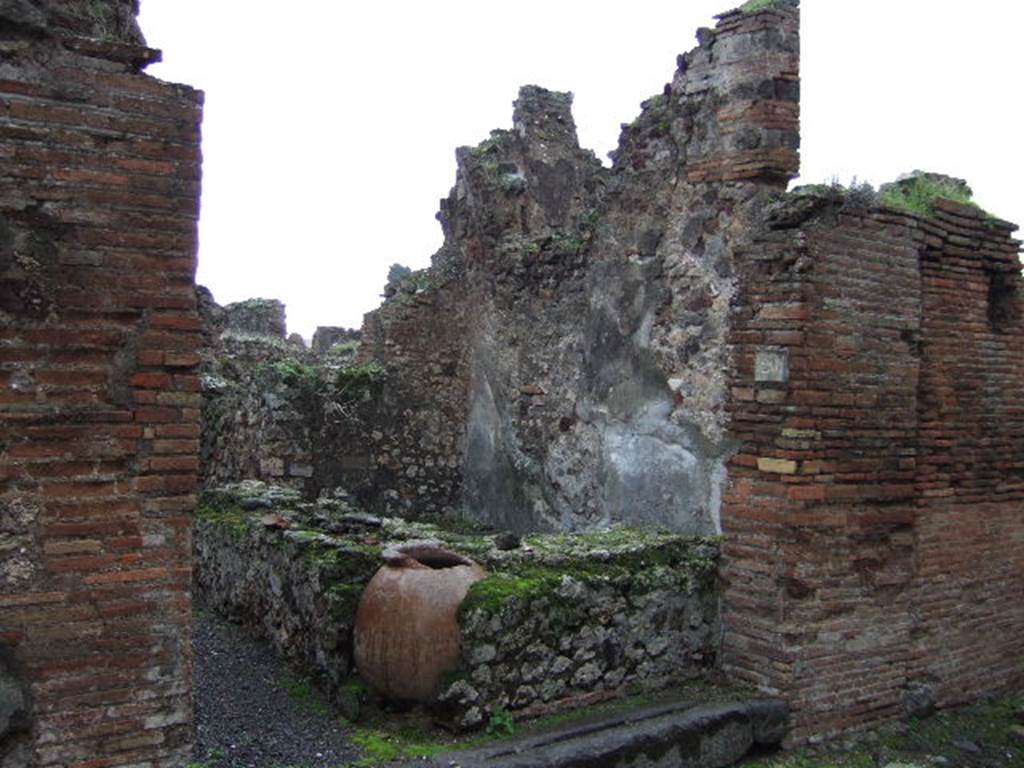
[129,372,173,389]
[788,484,826,502]
[83,567,169,585]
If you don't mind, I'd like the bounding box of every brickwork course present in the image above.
[2,0,1022,765]
[0,1,203,765]
[721,193,1024,742]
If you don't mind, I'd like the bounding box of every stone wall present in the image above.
[0,5,202,766]
[720,190,1024,743]
[193,484,375,701]
[197,5,801,534]
[444,538,719,729]
[199,297,319,494]
[193,483,722,729]
[355,3,800,534]
[187,0,1023,745]
[198,292,461,515]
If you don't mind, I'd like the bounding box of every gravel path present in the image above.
[192,610,360,768]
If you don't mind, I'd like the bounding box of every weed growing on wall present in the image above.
[879,173,984,217]
[740,0,791,12]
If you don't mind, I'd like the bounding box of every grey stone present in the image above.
[240,497,274,510]
[0,0,46,29]
[754,348,789,383]
[469,644,497,665]
[223,298,287,339]
[312,326,360,356]
[902,681,936,721]
[338,512,383,529]
[493,531,521,551]
[0,649,30,741]
[570,662,602,689]
[424,698,788,768]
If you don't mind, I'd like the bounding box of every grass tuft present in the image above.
[740,0,789,12]
[879,173,982,218]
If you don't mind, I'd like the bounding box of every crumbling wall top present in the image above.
[0,0,146,46]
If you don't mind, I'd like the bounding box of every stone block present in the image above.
[756,457,797,474]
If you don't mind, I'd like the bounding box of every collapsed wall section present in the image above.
[358,2,800,534]
[194,4,801,534]
[720,193,1024,742]
[198,292,465,516]
[0,7,202,766]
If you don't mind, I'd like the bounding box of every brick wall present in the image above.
[0,18,202,768]
[680,5,800,185]
[909,201,1024,711]
[721,196,1024,742]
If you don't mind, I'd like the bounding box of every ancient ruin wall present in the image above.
[195,4,800,532]
[184,0,1021,744]
[358,3,800,534]
[0,4,203,765]
[720,196,1024,742]
[192,483,722,731]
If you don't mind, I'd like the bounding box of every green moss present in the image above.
[345,682,750,766]
[278,672,328,716]
[526,529,719,575]
[741,693,1024,768]
[303,541,379,591]
[186,758,231,768]
[343,677,369,700]
[194,493,250,536]
[879,173,985,218]
[468,135,502,158]
[739,0,789,12]
[257,358,322,388]
[485,708,516,737]
[325,583,366,622]
[333,361,386,401]
[347,727,455,767]
[400,269,431,291]
[550,233,584,256]
[459,569,565,618]
[456,529,718,620]
[330,340,361,356]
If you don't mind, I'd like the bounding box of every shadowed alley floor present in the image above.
[192,610,359,768]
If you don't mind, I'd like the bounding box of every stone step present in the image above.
[424,697,788,768]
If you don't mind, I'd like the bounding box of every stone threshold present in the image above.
[424,697,788,768]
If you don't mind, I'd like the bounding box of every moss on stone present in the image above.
[745,693,1024,768]
[256,357,322,388]
[458,569,565,619]
[456,529,719,622]
[303,540,380,587]
[333,361,386,401]
[194,493,251,536]
[739,0,791,12]
[525,529,719,576]
[325,583,366,622]
[879,172,986,218]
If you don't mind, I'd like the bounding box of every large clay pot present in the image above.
[354,541,486,702]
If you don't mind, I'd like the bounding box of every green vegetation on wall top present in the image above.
[739,0,792,13]
[879,173,985,218]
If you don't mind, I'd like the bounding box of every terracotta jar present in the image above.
[354,541,486,702]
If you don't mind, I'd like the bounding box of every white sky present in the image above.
[137,1,1024,339]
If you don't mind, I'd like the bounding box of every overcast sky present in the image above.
[137,1,1023,339]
